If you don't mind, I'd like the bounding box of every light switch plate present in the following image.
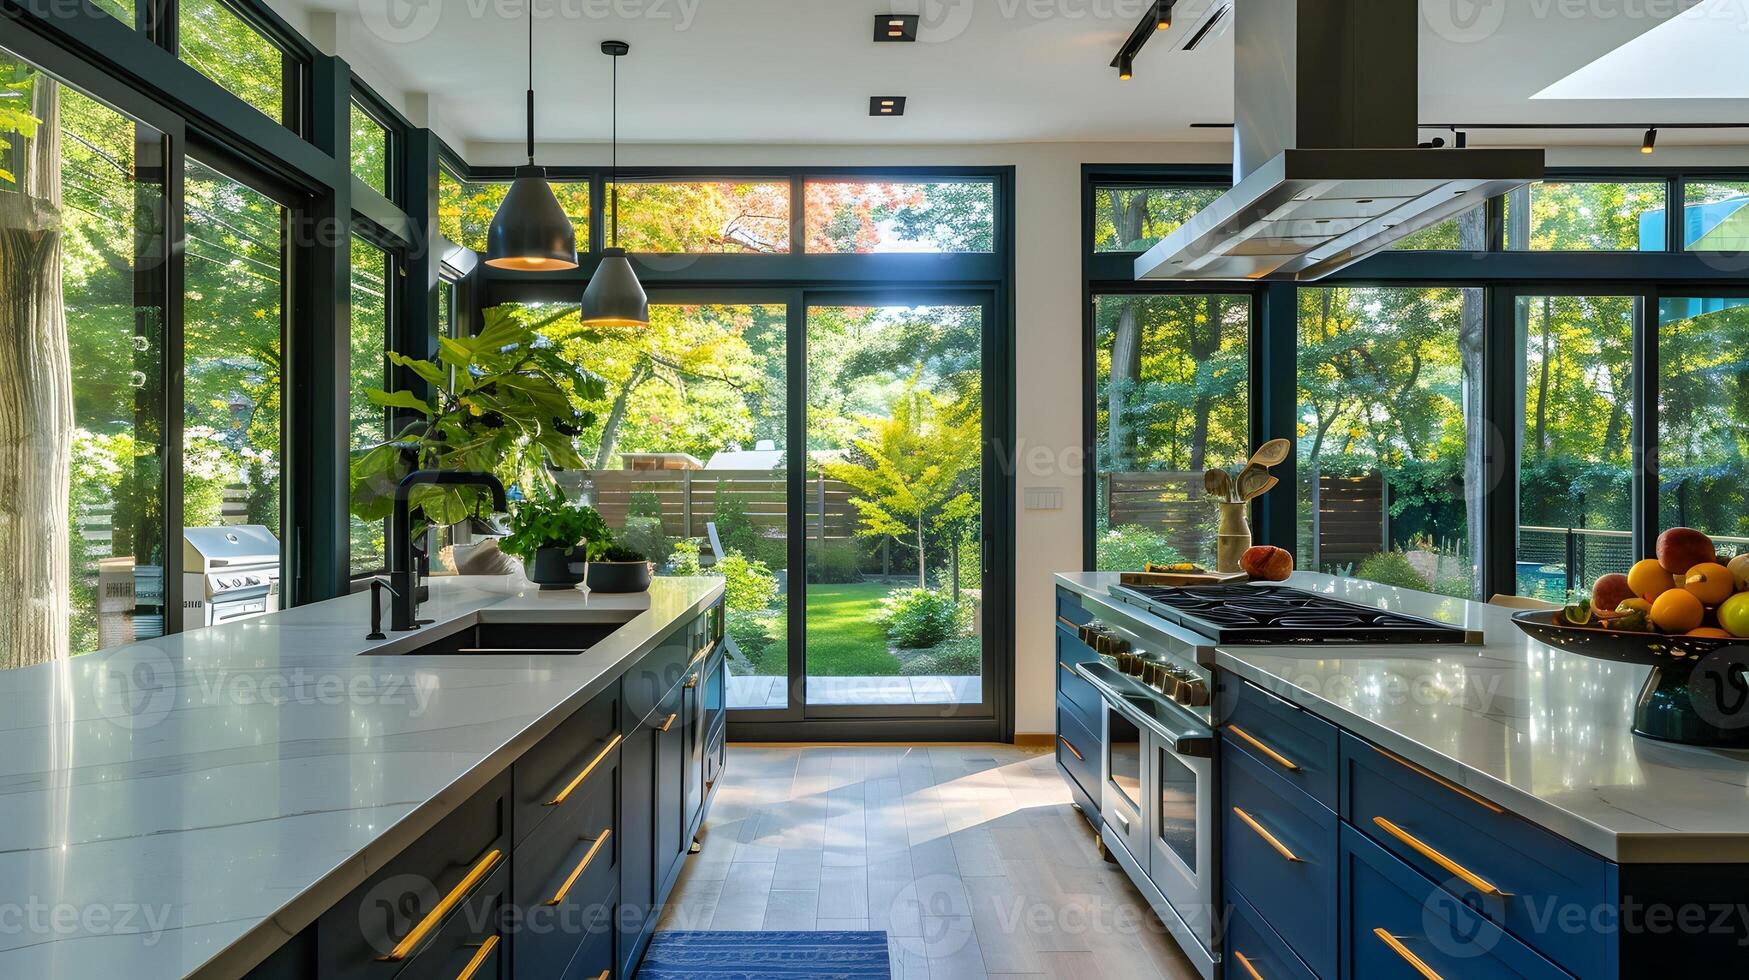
[1023,486,1063,511]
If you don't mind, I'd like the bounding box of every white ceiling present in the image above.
[284,0,1749,148]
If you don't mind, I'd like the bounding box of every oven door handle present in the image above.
[1100,687,1214,758]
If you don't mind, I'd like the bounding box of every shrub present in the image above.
[627,490,664,520]
[1095,524,1184,571]
[726,609,783,676]
[878,587,968,648]
[617,516,668,566]
[716,550,780,613]
[1433,574,1476,599]
[1354,551,1432,591]
[712,489,760,554]
[669,538,705,576]
[932,532,981,592]
[810,537,864,584]
[899,635,981,676]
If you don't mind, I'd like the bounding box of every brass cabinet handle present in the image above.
[1231,806,1302,863]
[1057,660,1077,675]
[592,971,611,980]
[688,639,717,668]
[455,935,499,980]
[1057,735,1083,761]
[684,672,700,689]
[1372,816,1510,897]
[1056,615,1079,630]
[547,734,622,806]
[658,712,678,733]
[1232,950,1265,980]
[1227,725,1300,772]
[1373,929,1444,980]
[548,829,612,906]
[379,847,503,961]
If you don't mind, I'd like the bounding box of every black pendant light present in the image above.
[483,5,578,271]
[580,40,649,327]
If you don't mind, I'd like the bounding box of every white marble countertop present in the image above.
[0,574,723,979]
[1054,571,1749,863]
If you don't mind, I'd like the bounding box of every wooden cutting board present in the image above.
[1118,570,1249,588]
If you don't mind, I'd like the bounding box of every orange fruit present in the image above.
[1685,562,1735,606]
[1627,558,1674,601]
[1687,627,1732,638]
[1650,588,1704,634]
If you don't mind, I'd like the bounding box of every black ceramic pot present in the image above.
[585,560,653,594]
[526,545,587,591]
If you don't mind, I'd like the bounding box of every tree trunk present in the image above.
[1534,296,1552,457]
[592,358,650,470]
[1187,295,1220,472]
[0,77,73,669]
[1103,190,1149,470]
[949,536,960,601]
[1457,208,1487,593]
[916,517,926,588]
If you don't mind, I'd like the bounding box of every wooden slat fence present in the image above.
[1102,471,1218,560]
[1306,469,1387,570]
[556,469,859,540]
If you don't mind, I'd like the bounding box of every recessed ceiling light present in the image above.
[874,14,919,42]
[870,96,907,116]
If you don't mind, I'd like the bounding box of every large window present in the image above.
[178,0,287,125]
[1514,294,1637,600]
[804,179,994,253]
[349,237,388,575]
[1297,287,1484,598]
[183,159,284,542]
[439,170,588,252]
[1091,184,1225,252]
[1681,181,1749,251]
[1,48,169,664]
[1092,293,1250,570]
[606,180,790,253]
[1658,297,1749,549]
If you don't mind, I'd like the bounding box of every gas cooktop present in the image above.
[1110,583,1480,645]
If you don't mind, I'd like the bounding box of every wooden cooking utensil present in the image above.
[1248,438,1291,469]
[1235,461,1267,499]
[1203,468,1232,500]
[1239,473,1279,501]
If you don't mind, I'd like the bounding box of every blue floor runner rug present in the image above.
[638,930,892,979]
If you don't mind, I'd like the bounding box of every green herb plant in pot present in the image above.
[586,543,653,594]
[500,497,611,591]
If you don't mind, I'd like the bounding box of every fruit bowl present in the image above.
[1509,609,1736,665]
[1511,609,1749,748]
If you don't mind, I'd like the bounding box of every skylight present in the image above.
[1534,0,1749,100]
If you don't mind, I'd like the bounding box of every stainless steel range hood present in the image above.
[1136,0,1543,281]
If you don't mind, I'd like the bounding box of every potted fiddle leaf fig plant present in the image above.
[585,543,654,594]
[348,306,606,544]
[500,496,611,590]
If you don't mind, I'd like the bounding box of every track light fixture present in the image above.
[1155,0,1173,30]
[1111,0,1174,79]
[1642,127,1657,154]
[1118,52,1133,81]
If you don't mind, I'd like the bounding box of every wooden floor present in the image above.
[656,744,1201,980]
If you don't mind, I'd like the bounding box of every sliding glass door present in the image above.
[804,302,988,710]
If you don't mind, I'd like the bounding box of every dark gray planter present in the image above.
[526,545,587,590]
[586,560,653,594]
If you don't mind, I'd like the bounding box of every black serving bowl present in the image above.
[1511,609,1749,748]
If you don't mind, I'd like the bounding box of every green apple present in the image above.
[1718,592,1749,639]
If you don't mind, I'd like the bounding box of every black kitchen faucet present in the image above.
[385,469,508,632]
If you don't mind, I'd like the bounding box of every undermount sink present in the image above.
[374,620,621,656]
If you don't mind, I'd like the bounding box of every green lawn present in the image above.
[749,581,903,677]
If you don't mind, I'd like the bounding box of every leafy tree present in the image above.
[822,376,979,588]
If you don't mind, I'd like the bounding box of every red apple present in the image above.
[1241,546,1278,578]
[1656,527,1717,576]
[1591,573,1634,615]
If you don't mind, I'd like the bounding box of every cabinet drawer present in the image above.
[1343,824,1571,980]
[1226,885,1317,980]
[397,863,507,980]
[1055,626,1102,736]
[1341,733,1609,978]
[1056,587,1094,627]
[1223,677,1337,812]
[318,772,509,980]
[559,906,616,980]
[514,683,620,846]
[1224,740,1337,978]
[513,748,617,980]
[1055,696,1100,808]
[623,619,703,726]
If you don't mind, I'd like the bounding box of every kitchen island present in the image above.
[1052,571,1749,978]
[0,574,726,980]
